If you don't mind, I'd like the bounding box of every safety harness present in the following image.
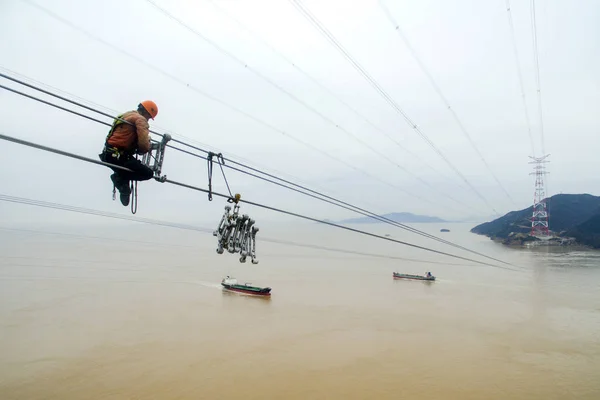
[103,112,135,160]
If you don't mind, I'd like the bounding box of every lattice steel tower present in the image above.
[529,155,550,237]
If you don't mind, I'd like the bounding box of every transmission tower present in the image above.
[528,155,550,238]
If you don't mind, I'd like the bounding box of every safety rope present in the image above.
[207,153,214,201]
[131,180,138,215]
[207,151,233,201]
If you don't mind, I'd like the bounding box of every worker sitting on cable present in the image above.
[99,100,158,206]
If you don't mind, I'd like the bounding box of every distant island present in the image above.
[340,212,446,224]
[471,193,600,248]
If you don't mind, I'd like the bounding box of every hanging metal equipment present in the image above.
[142,133,172,182]
[116,133,171,215]
[213,195,259,264]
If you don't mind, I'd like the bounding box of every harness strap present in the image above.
[104,112,139,155]
[105,113,126,142]
[103,144,128,160]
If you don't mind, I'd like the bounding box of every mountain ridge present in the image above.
[470,193,600,248]
[340,212,446,224]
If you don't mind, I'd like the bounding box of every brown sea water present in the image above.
[0,222,599,399]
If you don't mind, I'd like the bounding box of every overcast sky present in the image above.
[0,0,598,227]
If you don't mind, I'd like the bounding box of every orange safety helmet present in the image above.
[139,100,158,119]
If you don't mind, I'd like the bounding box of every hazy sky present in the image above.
[0,0,598,226]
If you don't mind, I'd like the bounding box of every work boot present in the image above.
[110,174,131,207]
[120,191,131,207]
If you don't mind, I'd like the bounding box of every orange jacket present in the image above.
[106,110,151,154]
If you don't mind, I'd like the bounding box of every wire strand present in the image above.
[0,134,515,269]
[288,0,500,216]
[203,0,452,181]
[505,0,536,157]
[0,81,509,266]
[166,143,511,265]
[0,227,469,266]
[0,73,496,257]
[530,0,546,156]
[145,0,472,212]
[378,0,516,206]
[0,65,406,214]
[0,192,517,271]
[0,65,334,200]
[19,0,446,208]
[204,0,470,208]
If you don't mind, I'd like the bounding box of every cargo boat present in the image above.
[221,276,271,296]
[393,272,436,281]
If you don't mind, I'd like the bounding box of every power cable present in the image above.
[202,0,449,180]
[531,0,550,216]
[163,181,516,268]
[0,193,517,271]
[0,67,387,213]
[0,227,466,266]
[529,0,550,208]
[206,0,471,204]
[288,0,500,215]
[19,0,442,208]
[0,65,339,202]
[504,0,536,157]
[0,227,201,249]
[145,0,471,211]
[0,77,500,262]
[0,133,516,268]
[378,0,516,206]
[530,0,546,156]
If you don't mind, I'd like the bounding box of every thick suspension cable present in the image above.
[0,227,467,266]
[18,0,445,208]
[0,227,205,250]
[529,0,550,206]
[505,0,536,157]
[205,0,471,207]
[168,150,509,265]
[144,0,471,211]
[0,65,324,195]
[0,192,515,271]
[288,0,500,216]
[0,133,515,269]
[530,0,546,156]
[379,0,516,206]
[0,77,505,263]
[203,0,452,183]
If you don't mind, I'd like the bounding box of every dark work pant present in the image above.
[100,151,154,182]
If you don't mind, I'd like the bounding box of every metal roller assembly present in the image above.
[213,195,259,264]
